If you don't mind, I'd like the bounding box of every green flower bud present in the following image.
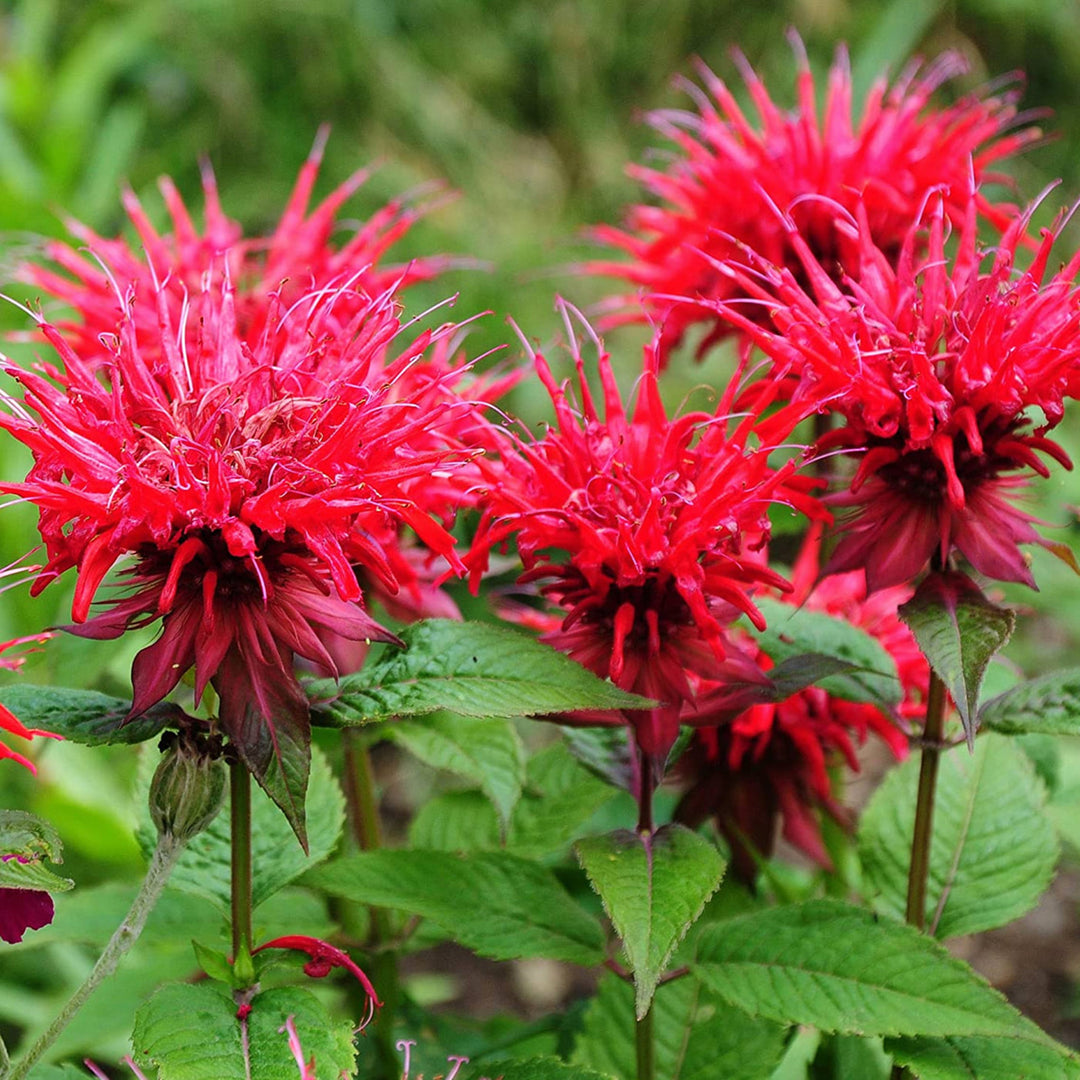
[149,737,226,842]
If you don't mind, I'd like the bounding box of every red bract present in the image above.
[713,190,1080,591]
[0,275,483,841]
[0,886,53,944]
[589,36,1038,362]
[22,127,453,362]
[469,303,820,775]
[677,529,926,880]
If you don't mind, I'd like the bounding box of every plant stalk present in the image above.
[890,666,949,1080]
[8,834,184,1080]
[635,1005,655,1080]
[230,758,255,986]
[342,730,400,1080]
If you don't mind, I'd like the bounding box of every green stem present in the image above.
[230,759,255,986]
[8,834,184,1080]
[890,666,949,1080]
[635,1005,655,1080]
[903,668,948,929]
[342,730,399,1080]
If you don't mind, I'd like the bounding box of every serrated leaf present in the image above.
[692,899,1047,1039]
[563,725,636,791]
[306,848,605,965]
[0,685,183,745]
[384,712,525,830]
[131,982,355,1080]
[752,596,901,708]
[572,973,786,1080]
[575,825,724,1018]
[886,1032,1080,1079]
[0,809,73,892]
[899,573,1014,746]
[979,667,1080,736]
[139,744,343,913]
[859,734,1058,938]
[409,789,502,852]
[307,619,653,726]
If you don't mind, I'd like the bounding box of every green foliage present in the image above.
[307,619,653,726]
[899,574,1015,746]
[979,667,1080,735]
[307,848,605,965]
[408,742,620,859]
[138,745,344,913]
[381,711,526,830]
[751,597,902,709]
[572,973,787,1080]
[471,1061,616,1080]
[575,825,724,1018]
[885,1033,1080,1079]
[0,686,183,745]
[132,982,356,1080]
[693,900,1050,1039]
[859,734,1059,938]
[0,810,73,892]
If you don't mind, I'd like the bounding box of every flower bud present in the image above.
[149,737,226,842]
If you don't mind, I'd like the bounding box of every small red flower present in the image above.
[676,528,926,880]
[589,37,1038,362]
[470,303,821,770]
[22,127,453,364]
[711,190,1080,590]
[0,273,483,838]
[252,935,381,1031]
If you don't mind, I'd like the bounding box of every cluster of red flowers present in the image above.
[4,36,1080,908]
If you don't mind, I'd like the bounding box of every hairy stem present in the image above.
[8,834,184,1080]
[635,1004,655,1080]
[230,759,255,986]
[342,730,400,1080]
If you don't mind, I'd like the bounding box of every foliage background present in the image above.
[3,0,1080,1067]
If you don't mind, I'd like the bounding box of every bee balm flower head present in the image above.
[470,302,821,773]
[590,36,1038,362]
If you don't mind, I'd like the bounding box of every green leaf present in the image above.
[475,1060,616,1080]
[859,734,1058,938]
[384,712,526,830]
[409,789,501,852]
[899,573,1015,746]
[0,685,183,745]
[308,619,653,726]
[306,848,605,965]
[979,667,1080,736]
[572,973,787,1080]
[809,1034,891,1080]
[132,982,356,1080]
[0,809,73,892]
[751,596,902,708]
[886,1033,1080,1079]
[139,744,343,912]
[692,899,1047,1039]
[575,825,724,1018]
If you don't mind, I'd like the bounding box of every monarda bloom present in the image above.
[589,38,1038,362]
[712,191,1080,592]
[0,634,57,773]
[21,127,453,364]
[676,529,925,881]
[0,277,483,842]
[469,305,820,800]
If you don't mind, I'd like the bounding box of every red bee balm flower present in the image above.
[714,191,1080,590]
[677,528,926,879]
[590,37,1038,361]
[0,633,58,773]
[0,277,482,842]
[22,127,453,363]
[470,305,821,782]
